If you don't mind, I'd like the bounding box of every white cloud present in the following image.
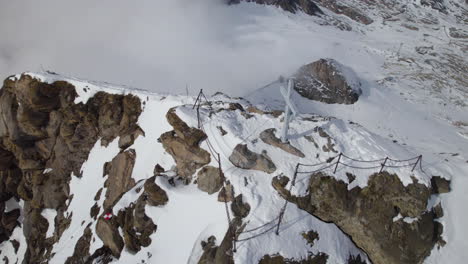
[0,0,380,96]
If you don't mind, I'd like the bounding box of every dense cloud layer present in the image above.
[0,0,377,96]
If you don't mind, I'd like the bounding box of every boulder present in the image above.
[431,176,451,194]
[231,194,250,218]
[96,218,124,257]
[260,128,305,157]
[227,0,323,16]
[144,176,168,206]
[117,196,157,253]
[229,144,276,174]
[198,218,242,264]
[218,183,235,203]
[159,109,211,181]
[293,59,362,105]
[275,171,443,264]
[103,149,137,209]
[197,166,225,195]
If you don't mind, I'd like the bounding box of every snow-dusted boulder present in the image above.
[260,128,305,158]
[294,58,362,105]
[229,144,277,173]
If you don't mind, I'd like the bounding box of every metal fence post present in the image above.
[334,153,342,173]
[379,157,388,173]
[412,155,422,172]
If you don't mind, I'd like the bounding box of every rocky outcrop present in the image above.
[231,194,250,218]
[218,182,235,202]
[431,176,451,194]
[159,108,211,182]
[96,217,124,257]
[229,144,276,173]
[293,59,362,104]
[197,166,225,195]
[117,195,157,253]
[65,225,93,264]
[260,128,305,157]
[314,1,373,25]
[103,149,137,209]
[258,253,328,264]
[420,0,448,14]
[96,178,161,258]
[144,176,168,206]
[274,172,445,264]
[227,0,323,16]
[0,74,142,263]
[198,218,242,264]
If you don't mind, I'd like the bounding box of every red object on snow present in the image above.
[104,213,112,220]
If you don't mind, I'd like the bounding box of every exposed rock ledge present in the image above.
[273,172,447,264]
[0,74,143,263]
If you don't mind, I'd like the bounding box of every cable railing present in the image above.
[192,89,425,246]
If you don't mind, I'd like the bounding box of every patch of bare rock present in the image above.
[229,144,277,173]
[260,128,305,158]
[272,171,449,264]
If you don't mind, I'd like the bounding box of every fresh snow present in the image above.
[1,1,467,263]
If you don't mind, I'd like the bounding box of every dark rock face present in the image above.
[431,176,451,194]
[144,176,169,206]
[231,194,250,218]
[274,172,445,264]
[197,166,225,195]
[258,253,328,264]
[159,108,211,181]
[227,0,323,16]
[420,0,448,14]
[260,128,305,157]
[198,218,242,264]
[294,59,362,105]
[0,74,142,263]
[229,144,276,173]
[314,1,373,25]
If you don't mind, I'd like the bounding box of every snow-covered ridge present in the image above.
[3,70,466,263]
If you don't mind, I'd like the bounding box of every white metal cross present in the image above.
[280,78,299,143]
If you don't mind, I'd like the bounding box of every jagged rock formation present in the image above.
[293,58,362,104]
[198,218,242,264]
[273,172,446,264]
[313,0,373,25]
[103,149,137,209]
[197,166,225,194]
[159,108,211,182]
[144,176,169,207]
[231,194,250,218]
[0,74,143,263]
[260,128,305,158]
[227,0,323,16]
[95,176,163,259]
[258,253,328,264]
[229,144,276,173]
